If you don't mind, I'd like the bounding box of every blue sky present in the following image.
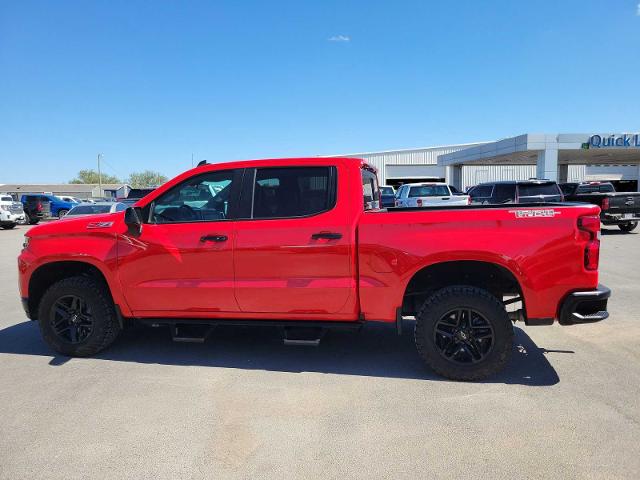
[1,0,639,183]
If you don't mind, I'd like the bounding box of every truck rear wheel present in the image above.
[414,286,513,381]
[37,276,121,357]
[618,222,637,232]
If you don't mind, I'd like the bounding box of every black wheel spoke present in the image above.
[50,295,94,344]
[434,307,494,365]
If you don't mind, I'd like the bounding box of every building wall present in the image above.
[338,145,626,189]
[339,143,486,183]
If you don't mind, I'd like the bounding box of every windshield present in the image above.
[409,185,450,197]
[1,196,12,202]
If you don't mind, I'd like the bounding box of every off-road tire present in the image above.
[618,222,637,232]
[27,215,39,225]
[38,276,121,356]
[415,286,513,381]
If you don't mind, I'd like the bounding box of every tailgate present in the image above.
[607,193,640,214]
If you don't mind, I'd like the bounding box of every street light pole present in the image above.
[97,153,103,198]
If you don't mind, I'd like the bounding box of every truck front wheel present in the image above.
[37,276,121,357]
[414,286,513,381]
[618,222,637,232]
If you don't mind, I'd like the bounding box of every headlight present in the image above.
[22,236,30,249]
[0,205,8,211]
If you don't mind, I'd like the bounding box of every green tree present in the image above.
[70,169,120,184]
[127,170,168,188]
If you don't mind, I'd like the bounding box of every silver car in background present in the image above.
[63,202,128,218]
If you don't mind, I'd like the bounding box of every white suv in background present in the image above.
[0,194,26,229]
[394,182,470,208]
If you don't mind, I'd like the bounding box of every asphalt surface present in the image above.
[0,224,638,479]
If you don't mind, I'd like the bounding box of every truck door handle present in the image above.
[200,234,228,243]
[311,232,342,240]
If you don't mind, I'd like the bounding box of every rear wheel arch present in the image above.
[401,260,525,317]
[28,261,116,320]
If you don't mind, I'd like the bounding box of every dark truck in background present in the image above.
[468,180,563,204]
[560,182,640,232]
[20,195,52,225]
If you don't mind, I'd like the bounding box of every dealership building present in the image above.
[339,133,640,192]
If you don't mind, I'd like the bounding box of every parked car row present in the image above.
[378,179,638,233]
[0,187,159,227]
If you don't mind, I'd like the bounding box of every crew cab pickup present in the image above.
[18,158,610,381]
[560,182,640,232]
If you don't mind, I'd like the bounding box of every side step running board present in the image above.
[171,324,214,343]
[283,327,325,347]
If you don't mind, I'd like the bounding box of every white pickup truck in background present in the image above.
[0,194,26,229]
[394,182,470,207]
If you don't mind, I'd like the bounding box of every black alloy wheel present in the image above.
[50,295,94,344]
[433,308,494,364]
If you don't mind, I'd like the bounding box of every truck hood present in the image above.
[26,212,123,237]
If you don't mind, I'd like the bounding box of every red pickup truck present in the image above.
[18,157,610,380]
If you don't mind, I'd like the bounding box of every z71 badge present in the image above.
[509,209,561,218]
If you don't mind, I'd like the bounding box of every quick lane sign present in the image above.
[582,134,640,149]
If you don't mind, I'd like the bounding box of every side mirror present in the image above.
[124,207,143,236]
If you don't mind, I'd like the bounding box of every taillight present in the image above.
[578,215,600,271]
[416,199,423,207]
[36,202,42,212]
[601,197,609,211]
[466,196,471,205]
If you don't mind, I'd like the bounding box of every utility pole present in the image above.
[191,153,194,168]
[97,153,103,198]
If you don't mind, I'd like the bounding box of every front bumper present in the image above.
[1,212,25,224]
[559,284,611,325]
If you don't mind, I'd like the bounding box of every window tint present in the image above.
[449,185,461,194]
[560,184,576,195]
[518,183,561,197]
[362,169,380,210]
[152,170,237,223]
[380,186,394,195]
[253,167,335,218]
[492,184,516,203]
[1,196,12,202]
[408,185,450,197]
[469,185,493,198]
[115,203,128,212]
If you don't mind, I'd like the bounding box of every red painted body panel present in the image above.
[357,205,599,322]
[18,156,600,326]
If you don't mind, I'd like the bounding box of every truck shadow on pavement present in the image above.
[0,320,563,386]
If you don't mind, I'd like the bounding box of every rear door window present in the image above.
[252,166,336,218]
[492,184,516,203]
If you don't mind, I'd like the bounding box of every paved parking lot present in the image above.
[0,224,638,479]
